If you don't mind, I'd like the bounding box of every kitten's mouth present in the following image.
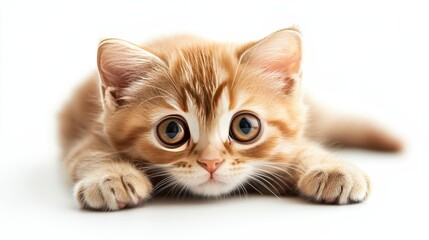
[188,173,239,197]
[199,176,225,186]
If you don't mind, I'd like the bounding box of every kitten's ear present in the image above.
[97,38,165,107]
[239,29,302,94]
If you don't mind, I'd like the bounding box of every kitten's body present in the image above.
[60,30,401,210]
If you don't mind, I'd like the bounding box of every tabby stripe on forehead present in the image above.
[217,51,237,111]
[179,87,188,112]
[212,81,228,107]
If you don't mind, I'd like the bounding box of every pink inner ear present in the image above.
[98,47,122,88]
[98,47,142,89]
[99,60,130,89]
[263,56,299,94]
[265,55,301,76]
[243,30,302,77]
[97,39,163,91]
[258,43,301,77]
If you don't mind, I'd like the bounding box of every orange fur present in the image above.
[59,28,401,210]
[305,98,403,152]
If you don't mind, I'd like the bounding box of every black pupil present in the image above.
[239,117,252,135]
[165,121,180,139]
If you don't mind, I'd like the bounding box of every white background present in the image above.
[1,0,428,239]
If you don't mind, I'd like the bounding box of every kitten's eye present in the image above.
[156,116,190,148]
[229,112,261,143]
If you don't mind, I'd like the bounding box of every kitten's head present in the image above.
[97,29,306,197]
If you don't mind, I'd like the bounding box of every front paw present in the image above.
[297,163,370,204]
[73,164,152,211]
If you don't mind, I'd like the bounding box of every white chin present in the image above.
[188,179,237,197]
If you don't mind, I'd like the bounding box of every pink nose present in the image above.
[197,159,224,173]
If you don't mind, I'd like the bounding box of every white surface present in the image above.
[1,0,428,239]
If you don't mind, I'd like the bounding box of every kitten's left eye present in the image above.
[156,116,190,149]
[229,112,261,143]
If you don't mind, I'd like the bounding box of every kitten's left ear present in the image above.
[239,28,302,94]
[97,38,165,110]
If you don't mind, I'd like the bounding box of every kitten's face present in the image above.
[99,30,305,197]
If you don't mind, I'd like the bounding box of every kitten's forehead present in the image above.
[168,45,237,124]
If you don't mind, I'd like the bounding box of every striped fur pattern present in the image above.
[59,28,402,210]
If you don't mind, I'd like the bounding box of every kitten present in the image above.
[59,28,402,210]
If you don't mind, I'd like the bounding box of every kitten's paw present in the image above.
[297,163,370,204]
[73,164,152,211]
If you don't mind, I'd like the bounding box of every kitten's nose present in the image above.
[197,144,224,173]
[197,159,224,173]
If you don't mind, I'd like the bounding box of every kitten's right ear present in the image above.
[97,38,165,107]
[238,28,302,95]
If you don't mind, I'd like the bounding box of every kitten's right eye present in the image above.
[156,116,190,149]
[229,112,261,143]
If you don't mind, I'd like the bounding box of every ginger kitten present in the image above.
[59,28,402,210]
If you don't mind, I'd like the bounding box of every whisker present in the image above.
[152,177,176,195]
[254,169,290,190]
[250,174,281,198]
[247,175,279,198]
[146,172,172,178]
[152,178,173,192]
[176,184,189,200]
[272,162,305,172]
[165,182,182,199]
[253,162,305,177]
[244,180,264,195]
[253,163,294,178]
[234,179,248,198]
[240,183,248,198]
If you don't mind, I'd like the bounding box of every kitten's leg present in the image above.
[288,143,371,204]
[65,136,152,211]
